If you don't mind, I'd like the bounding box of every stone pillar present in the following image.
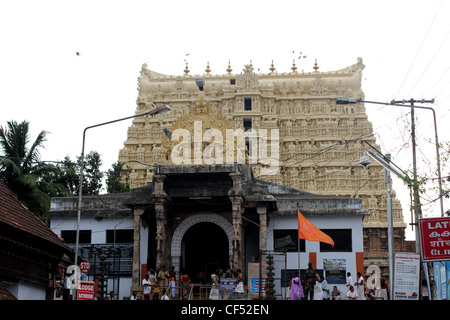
[154,199,168,269]
[230,196,244,271]
[153,175,169,270]
[229,172,244,272]
[131,208,145,292]
[257,204,268,255]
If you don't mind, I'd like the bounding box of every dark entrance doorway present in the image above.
[181,222,229,283]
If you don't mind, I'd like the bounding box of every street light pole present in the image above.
[385,155,394,301]
[337,97,440,299]
[361,148,410,300]
[74,105,171,275]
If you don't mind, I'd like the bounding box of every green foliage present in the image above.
[106,161,131,194]
[0,120,69,217]
[77,150,104,195]
[0,120,131,218]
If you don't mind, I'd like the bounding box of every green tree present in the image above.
[77,150,104,195]
[106,161,130,193]
[0,120,69,217]
[54,155,79,195]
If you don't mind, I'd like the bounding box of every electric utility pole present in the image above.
[391,98,436,300]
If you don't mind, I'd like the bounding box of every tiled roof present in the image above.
[0,282,17,300]
[0,180,71,250]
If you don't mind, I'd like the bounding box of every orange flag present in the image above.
[298,210,334,247]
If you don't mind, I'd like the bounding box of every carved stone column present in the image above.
[229,172,244,271]
[154,199,168,269]
[131,208,145,291]
[153,175,169,270]
[257,203,268,256]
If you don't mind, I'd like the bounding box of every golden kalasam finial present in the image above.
[291,59,297,72]
[184,62,190,75]
[226,60,232,73]
[269,60,276,73]
[313,59,319,71]
[205,62,211,75]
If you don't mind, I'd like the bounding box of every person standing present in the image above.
[152,281,160,300]
[313,274,323,300]
[379,278,389,300]
[148,269,157,300]
[211,273,220,287]
[210,274,220,300]
[142,274,152,300]
[355,272,365,300]
[236,269,245,294]
[158,265,170,292]
[346,272,353,292]
[169,266,177,299]
[179,269,191,300]
[290,272,303,300]
[225,266,233,279]
[303,262,316,300]
[321,275,330,300]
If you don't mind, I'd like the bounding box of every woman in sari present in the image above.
[290,272,303,300]
[179,269,191,300]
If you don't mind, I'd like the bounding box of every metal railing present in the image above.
[159,282,248,300]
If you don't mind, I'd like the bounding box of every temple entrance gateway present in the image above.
[181,222,229,282]
[170,213,234,277]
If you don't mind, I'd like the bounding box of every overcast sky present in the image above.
[1,0,449,239]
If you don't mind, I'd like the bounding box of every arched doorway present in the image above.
[171,213,233,279]
[181,222,229,282]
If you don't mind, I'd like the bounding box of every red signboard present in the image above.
[419,217,450,261]
[77,281,95,300]
[80,260,91,274]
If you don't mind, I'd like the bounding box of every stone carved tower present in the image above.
[119,58,409,271]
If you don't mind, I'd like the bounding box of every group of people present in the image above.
[210,266,245,293]
[345,271,389,300]
[141,265,177,300]
[140,265,245,300]
[289,262,332,300]
[345,272,365,300]
[289,262,378,300]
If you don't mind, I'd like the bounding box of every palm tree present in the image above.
[0,120,68,217]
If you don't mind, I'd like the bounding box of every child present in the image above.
[152,281,160,300]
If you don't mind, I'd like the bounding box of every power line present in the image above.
[395,0,443,98]
[406,31,450,98]
[425,60,450,98]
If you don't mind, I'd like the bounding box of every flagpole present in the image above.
[297,209,335,298]
[298,212,301,293]
[298,237,301,287]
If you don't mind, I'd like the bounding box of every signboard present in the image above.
[77,281,95,300]
[220,279,237,294]
[80,260,91,274]
[393,253,420,300]
[433,262,447,300]
[248,263,267,298]
[324,259,346,284]
[419,217,450,261]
